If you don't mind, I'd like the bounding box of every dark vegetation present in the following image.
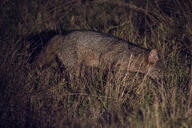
[0,0,192,127]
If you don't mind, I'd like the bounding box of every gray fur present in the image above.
[36,30,164,82]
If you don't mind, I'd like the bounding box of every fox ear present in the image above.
[148,49,159,65]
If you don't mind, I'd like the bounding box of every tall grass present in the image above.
[0,0,191,127]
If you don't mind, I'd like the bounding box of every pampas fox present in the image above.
[34,30,164,82]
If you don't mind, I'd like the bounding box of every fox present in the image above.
[33,30,164,83]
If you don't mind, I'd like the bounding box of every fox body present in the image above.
[35,31,163,81]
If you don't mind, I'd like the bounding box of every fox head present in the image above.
[147,49,164,84]
[148,49,159,65]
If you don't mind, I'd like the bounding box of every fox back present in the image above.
[35,31,164,82]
